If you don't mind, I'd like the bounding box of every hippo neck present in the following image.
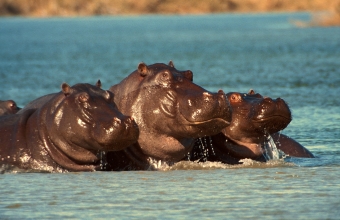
[37,100,99,172]
[120,133,194,170]
[224,136,264,159]
[138,131,194,161]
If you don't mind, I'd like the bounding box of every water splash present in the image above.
[167,159,295,171]
[147,158,174,170]
[262,133,286,161]
[99,151,108,171]
[187,137,215,162]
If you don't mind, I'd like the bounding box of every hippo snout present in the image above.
[275,98,292,119]
[113,117,122,126]
[275,97,288,106]
[262,97,274,103]
[190,89,231,124]
[114,115,139,132]
[123,116,138,130]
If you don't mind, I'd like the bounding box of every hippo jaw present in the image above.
[158,89,232,138]
[251,98,292,134]
[137,132,194,161]
[175,111,231,138]
[91,115,139,151]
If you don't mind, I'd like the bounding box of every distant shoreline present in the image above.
[0,0,339,26]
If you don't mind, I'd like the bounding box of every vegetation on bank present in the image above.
[0,0,339,26]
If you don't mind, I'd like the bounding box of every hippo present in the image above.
[0,83,139,172]
[17,80,103,113]
[104,61,232,170]
[271,132,314,158]
[188,90,314,164]
[0,100,21,116]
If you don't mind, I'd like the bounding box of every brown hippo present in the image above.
[0,100,21,116]
[104,61,232,170]
[188,90,314,164]
[0,83,139,172]
[17,80,103,113]
[271,133,314,159]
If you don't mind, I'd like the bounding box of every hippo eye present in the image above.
[159,71,172,83]
[230,94,241,103]
[162,72,169,79]
[10,104,17,110]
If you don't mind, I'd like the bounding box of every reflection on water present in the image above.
[0,13,340,219]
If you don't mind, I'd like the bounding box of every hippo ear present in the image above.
[8,101,17,110]
[168,60,175,68]
[248,89,255,95]
[96,79,102,88]
[61,83,72,96]
[183,70,193,82]
[138,62,149,77]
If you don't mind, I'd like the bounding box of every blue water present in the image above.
[1,13,340,219]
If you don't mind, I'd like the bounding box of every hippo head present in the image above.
[0,100,21,116]
[110,61,231,161]
[221,90,292,144]
[43,83,139,157]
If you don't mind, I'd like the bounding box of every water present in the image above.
[263,134,282,160]
[1,13,340,219]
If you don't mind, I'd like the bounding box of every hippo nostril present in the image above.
[263,97,273,103]
[203,92,213,102]
[276,98,284,103]
[113,117,121,124]
[203,92,212,97]
[126,116,135,123]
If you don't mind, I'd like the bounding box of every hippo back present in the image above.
[17,94,55,114]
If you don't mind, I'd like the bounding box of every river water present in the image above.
[0,13,339,219]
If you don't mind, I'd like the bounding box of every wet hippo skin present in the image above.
[0,83,139,172]
[0,100,21,116]
[104,61,232,170]
[17,80,103,113]
[188,90,314,164]
[271,132,314,158]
